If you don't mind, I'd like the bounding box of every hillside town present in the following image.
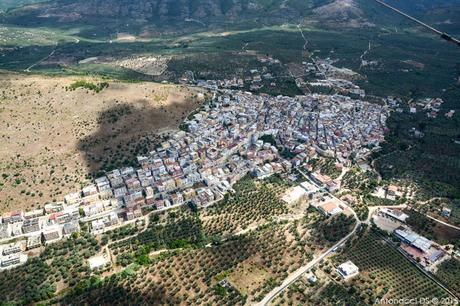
[1,89,389,269]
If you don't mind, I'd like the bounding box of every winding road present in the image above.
[254,168,361,306]
[256,165,459,306]
[411,207,460,231]
[254,220,360,306]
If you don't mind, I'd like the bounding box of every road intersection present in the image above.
[255,168,361,306]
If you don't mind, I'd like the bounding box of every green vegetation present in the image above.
[373,88,460,200]
[201,175,292,237]
[259,134,277,146]
[213,283,227,296]
[363,193,405,206]
[0,233,99,304]
[310,158,341,179]
[137,214,204,247]
[110,212,205,267]
[68,80,109,93]
[340,167,384,220]
[117,244,152,266]
[312,214,356,243]
[315,282,368,306]
[436,258,460,297]
[342,168,379,193]
[405,209,460,247]
[343,231,450,300]
[101,223,141,243]
[256,79,302,97]
[259,134,300,159]
[319,159,341,179]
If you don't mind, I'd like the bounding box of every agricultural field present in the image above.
[0,174,358,305]
[58,215,353,305]
[0,74,205,212]
[273,229,454,306]
[98,213,355,305]
[200,175,294,238]
[436,258,460,298]
[109,210,205,267]
[106,175,298,266]
[273,277,373,306]
[1,18,458,98]
[342,231,451,301]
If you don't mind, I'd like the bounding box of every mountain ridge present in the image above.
[5,0,320,22]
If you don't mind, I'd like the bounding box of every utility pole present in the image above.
[374,0,460,47]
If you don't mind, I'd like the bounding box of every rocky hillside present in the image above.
[6,0,326,23]
[0,0,47,11]
[3,0,458,33]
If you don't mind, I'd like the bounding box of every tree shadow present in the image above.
[61,278,173,305]
[77,97,201,177]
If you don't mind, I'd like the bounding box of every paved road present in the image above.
[24,48,56,72]
[423,213,460,231]
[254,221,360,306]
[254,168,361,306]
[410,207,460,231]
[256,168,460,305]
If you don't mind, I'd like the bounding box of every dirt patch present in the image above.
[401,60,425,69]
[116,32,137,42]
[433,222,460,243]
[0,74,206,212]
[113,55,171,76]
[286,62,307,78]
[228,258,271,295]
[312,0,374,27]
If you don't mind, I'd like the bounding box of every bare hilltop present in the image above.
[0,74,205,212]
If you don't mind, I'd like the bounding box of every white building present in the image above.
[88,254,110,270]
[380,208,409,223]
[336,261,359,279]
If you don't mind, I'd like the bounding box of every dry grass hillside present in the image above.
[0,74,206,213]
